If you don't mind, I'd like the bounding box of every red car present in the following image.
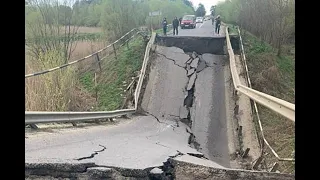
[180,15,196,29]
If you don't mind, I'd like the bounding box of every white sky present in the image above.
[190,0,225,15]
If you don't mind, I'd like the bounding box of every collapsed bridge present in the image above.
[25,29,294,179]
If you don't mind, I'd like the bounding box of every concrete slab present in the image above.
[187,68,195,76]
[187,73,197,91]
[141,46,188,118]
[196,59,207,73]
[190,57,199,68]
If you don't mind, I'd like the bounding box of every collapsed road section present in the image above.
[25,35,294,179]
[140,42,237,168]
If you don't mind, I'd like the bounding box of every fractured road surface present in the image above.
[25,21,236,171]
[25,117,205,169]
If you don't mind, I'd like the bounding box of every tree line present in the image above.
[26,0,195,38]
[25,0,196,60]
[212,0,295,56]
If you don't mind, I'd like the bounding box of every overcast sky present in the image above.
[190,0,225,15]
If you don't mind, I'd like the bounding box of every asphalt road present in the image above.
[168,20,225,37]
[25,21,234,170]
[191,54,232,167]
[25,116,203,169]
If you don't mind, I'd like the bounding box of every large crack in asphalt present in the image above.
[76,145,106,161]
[156,48,216,155]
[142,110,179,130]
[155,52,188,70]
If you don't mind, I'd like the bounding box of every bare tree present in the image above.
[227,0,294,55]
[26,0,80,64]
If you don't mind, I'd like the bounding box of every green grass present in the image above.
[79,72,95,93]
[79,36,145,111]
[225,23,238,35]
[241,29,295,174]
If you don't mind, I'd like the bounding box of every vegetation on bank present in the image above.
[79,37,145,111]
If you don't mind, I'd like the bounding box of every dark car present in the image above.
[180,15,196,29]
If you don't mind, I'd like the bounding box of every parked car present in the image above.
[181,15,196,29]
[196,17,204,23]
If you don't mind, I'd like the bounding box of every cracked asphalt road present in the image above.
[25,22,234,170]
[25,116,201,169]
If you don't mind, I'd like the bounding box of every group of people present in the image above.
[162,17,180,36]
[161,15,222,36]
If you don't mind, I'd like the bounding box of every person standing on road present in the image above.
[215,15,221,35]
[172,17,179,35]
[162,18,168,36]
[179,17,182,26]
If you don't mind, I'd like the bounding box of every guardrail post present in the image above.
[242,148,250,158]
[239,125,242,136]
[29,124,38,129]
[113,44,117,60]
[252,156,264,170]
[127,40,129,49]
[95,54,102,72]
[270,162,279,172]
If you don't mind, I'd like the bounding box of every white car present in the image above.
[196,17,203,23]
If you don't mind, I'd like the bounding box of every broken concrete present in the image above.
[174,154,226,169]
[190,57,199,68]
[155,46,190,68]
[155,36,226,55]
[141,46,188,119]
[202,53,223,67]
[187,73,197,91]
[191,51,198,59]
[191,54,234,168]
[187,68,195,76]
[26,23,291,179]
[86,167,122,179]
[196,59,207,73]
[171,158,295,180]
[179,105,189,119]
[149,168,165,180]
[25,158,294,180]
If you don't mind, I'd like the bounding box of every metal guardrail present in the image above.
[225,26,295,122]
[236,27,294,162]
[135,33,156,109]
[25,31,156,125]
[25,28,138,78]
[25,109,135,124]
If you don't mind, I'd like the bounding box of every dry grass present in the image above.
[25,51,76,111]
[25,39,106,111]
[76,26,102,34]
[56,26,102,34]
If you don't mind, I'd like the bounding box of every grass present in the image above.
[225,23,238,34]
[26,33,106,111]
[25,50,77,111]
[241,30,295,174]
[25,25,145,112]
[79,36,146,111]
